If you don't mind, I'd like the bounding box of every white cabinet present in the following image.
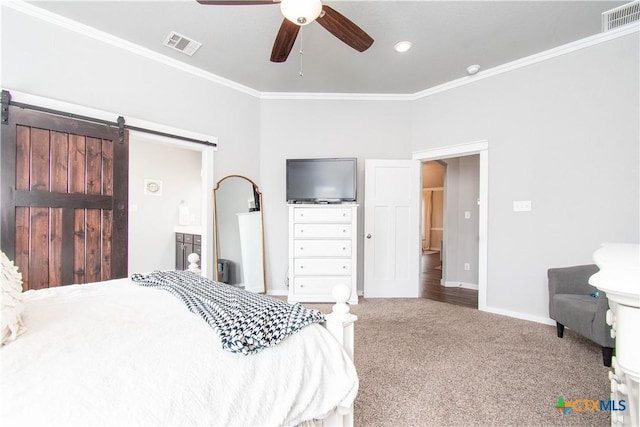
[288,204,358,304]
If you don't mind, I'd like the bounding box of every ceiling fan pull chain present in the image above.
[299,49,304,76]
[298,32,304,76]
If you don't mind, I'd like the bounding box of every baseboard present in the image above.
[481,306,555,326]
[441,280,478,290]
[266,289,288,297]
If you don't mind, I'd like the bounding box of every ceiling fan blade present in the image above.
[316,5,373,52]
[196,1,277,5]
[271,18,300,63]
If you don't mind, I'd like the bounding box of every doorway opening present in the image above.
[127,131,216,278]
[420,159,478,309]
[413,140,488,311]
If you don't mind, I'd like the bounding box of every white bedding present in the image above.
[0,278,358,426]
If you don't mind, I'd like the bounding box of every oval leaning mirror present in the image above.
[213,175,266,293]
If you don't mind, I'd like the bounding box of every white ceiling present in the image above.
[28,0,627,94]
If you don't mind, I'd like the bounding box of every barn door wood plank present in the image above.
[51,131,69,193]
[69,135,86,194]
[102,209,112,281]
[85,209,101,283]
[15,126,31,191]
[49,208,63,287]
[30,128,51,192]
[30,207,49,289]
[102,139,113,196]
[73,209,86,284]
[14,207,29,290]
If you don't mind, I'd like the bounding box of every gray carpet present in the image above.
[308,298,611,427]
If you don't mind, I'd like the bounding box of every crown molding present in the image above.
[5,1,639,102]
[409,24,640,101]
[3,0,261,99]
[259,92,413,101]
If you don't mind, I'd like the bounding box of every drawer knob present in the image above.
[606,309,615,326]
[342,265,347,269]
[342,229,346,233]
[300,265,304,269]
[611,381,627,395]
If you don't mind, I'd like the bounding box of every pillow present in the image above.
[1,251,26,345]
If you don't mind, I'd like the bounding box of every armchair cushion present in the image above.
[550,294,597,341]
[548,264,614,349]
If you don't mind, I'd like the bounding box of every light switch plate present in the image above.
[513,200,532,212]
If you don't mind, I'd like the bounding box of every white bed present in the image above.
[0,274,358,426]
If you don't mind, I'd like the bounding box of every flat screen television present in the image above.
[286,157,357,203]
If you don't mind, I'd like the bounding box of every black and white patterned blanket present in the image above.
[130,270,325,355]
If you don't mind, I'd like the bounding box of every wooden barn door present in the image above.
[1,106,128,290]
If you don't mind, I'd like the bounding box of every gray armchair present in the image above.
[548,264,614,367]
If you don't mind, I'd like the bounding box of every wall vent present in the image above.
[602,0,640,31]
[163,31,202,56]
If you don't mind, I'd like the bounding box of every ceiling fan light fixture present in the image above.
[280,0,323,26]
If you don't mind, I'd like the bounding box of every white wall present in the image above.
[411,33,640,321]
[0,5,261,181]
[259,99,413,293]
[442,155,480,288]
[129,136,201,273]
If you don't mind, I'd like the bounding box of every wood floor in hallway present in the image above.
[421,252,478,309]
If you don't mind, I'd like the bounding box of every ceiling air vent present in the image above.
[602,0,640,31]
[163,31,202,56]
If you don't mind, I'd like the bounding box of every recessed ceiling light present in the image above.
[394,41,412,53]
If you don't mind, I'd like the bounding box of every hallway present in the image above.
[420,252,478,309]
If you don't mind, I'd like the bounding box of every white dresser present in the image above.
[288,204,358,305]
[589,243,639,427]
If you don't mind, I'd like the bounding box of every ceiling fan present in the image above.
[196,0,374,63]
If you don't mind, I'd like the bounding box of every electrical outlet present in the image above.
[513,200,532,212]
[464,263,470,271]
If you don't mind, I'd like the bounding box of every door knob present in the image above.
[366,234,372,239]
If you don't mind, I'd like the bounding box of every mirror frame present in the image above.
[212,174,266,293]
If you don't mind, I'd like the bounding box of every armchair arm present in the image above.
[548,264,600,296]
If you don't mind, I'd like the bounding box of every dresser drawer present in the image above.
[294,259,352,276]
[294,240,351,257]
[294,223,352,238]
[294,207,352,223]
[293,277,352,295]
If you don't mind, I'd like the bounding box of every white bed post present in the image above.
[324,284,357,427]
[187,253,201,275]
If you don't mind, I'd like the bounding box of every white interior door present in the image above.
[364,159,421,297]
